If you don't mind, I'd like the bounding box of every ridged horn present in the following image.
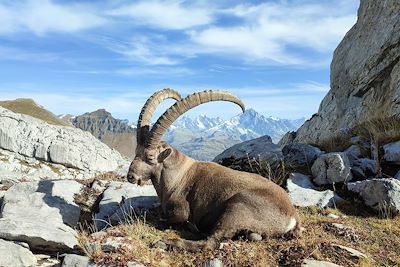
[136,88,181,144]
[148,90,245,148]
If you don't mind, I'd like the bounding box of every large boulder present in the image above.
[287,173,343,208]
[0,180,83,251]
[95,182,158,229]
[0,107,127,173]
[351,158,378,180]
[294,0,400,146]
[347,178,400,214]
[383,141,400,163]
[282,143,322,172]
[311,153,353,185]
[213,135,283,172]
[0,239,37,267]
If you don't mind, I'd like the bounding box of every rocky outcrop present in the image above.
[0,107,127,173]
[72,109,137,159]
[295,0,400,146]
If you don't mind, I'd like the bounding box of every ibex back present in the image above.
[127,89,300,251]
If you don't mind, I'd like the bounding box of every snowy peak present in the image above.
[172,115,224,131]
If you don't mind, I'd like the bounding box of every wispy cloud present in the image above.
[0,0,105,36]
[109,1,214,30]
[186,1,356,65]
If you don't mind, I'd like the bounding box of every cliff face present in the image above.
[295,0,400,146]
[72,109,136,159]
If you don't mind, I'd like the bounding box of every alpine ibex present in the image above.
[127,88,300,251]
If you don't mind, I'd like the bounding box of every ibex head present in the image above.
[127,89,245,187]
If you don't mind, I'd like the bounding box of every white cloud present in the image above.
[186,1,357,64]
[0,0,105,36]
[109,1,213,30]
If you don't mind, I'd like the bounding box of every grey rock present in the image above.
[101,237,124,252]
[327,213,339,219]
[383,141,400,163]
[204,258,223,267]
[302,259,342,267]
[61,254,89,267]
[395,171,400,180]
[344,145,362,161]
[282,143,322,171]
[153,241,167,250]
[213,135,283,172]
[311,153,353,185]
[333,244,368,259]
[127,262,146,267]
[295,0,400,147]
[287,173,343,208]
[351,158,378,180]
[0,190,5,207]
[0,239,37,267]
[95,182,158,229]
[0,106,127,173]
[0,180,83,251]
[248,233,262,242]
[347,178,400,213]
[278,131,296,148]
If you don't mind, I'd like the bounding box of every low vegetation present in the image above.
[0,98,69,126]
[77,204,400,267]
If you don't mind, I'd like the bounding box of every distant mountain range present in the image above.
[164,109,304,160]
[0,98,304,161]
[59,108,304,161]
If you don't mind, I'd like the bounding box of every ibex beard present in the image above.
[127,88,301,252]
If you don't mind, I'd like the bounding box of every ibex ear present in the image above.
[158,148,172,163]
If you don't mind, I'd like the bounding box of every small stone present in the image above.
[327,213,339,219]
[302,259,342,267]
[101,237,124,252]
[153,241,168,250]
[127,262,146,267]
[333,244,368,259]
[204,258,223,267]
[61,254,89,267]
[248,232,262,242]
[331,223,346,230]
[219,242,228,249]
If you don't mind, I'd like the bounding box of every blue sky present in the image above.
[0,0,359,121]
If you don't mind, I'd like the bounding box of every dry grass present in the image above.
[77,206,400,267]
[353,116,400,145]
[0,98,69,126]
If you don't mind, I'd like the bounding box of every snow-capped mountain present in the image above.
[166,109,305,161]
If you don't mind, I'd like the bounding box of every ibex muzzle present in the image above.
[128,88,301,251]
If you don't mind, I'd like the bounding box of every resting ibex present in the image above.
[127,88,300,251]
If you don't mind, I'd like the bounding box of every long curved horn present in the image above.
[136,88,181,144]
[148,90,245,148]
